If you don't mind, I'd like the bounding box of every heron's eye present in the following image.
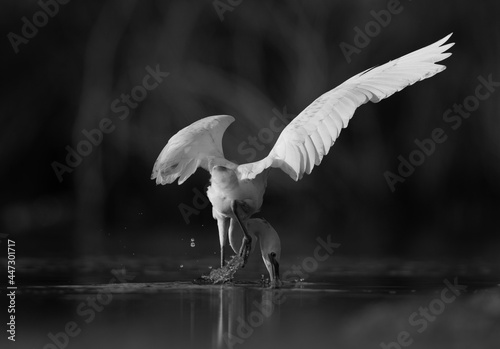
[270,252,276,258]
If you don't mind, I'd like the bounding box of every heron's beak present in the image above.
[268,252,281,287]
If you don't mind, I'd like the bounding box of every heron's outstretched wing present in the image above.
[237,34,454,181]
[151,115,235,185]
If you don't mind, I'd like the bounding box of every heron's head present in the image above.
[248,218,281,286]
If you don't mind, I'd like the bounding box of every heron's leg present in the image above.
[217,217,230,267]
[231,200,252,266]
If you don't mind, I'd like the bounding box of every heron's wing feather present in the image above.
[237,33,454,181]
[151,115,235,185]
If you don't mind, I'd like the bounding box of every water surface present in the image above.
[12,275,500,349]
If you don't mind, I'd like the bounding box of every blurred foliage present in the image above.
[1,0,499,262]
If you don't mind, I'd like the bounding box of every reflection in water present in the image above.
[214,286,279,348]
[178,285,281,348]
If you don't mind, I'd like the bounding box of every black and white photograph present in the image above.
[1,0,500,348]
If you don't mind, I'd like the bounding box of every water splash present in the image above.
[200,255,245,284]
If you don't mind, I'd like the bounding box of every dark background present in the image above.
[1,0,499,283]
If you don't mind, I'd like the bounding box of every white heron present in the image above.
[151,34,453,280]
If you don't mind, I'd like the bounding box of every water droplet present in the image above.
[299,278,305,282]
[190,242,196,247]
[191,238,195,242]
[180,264,184,269]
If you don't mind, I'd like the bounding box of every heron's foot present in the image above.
[238,236,252,267]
